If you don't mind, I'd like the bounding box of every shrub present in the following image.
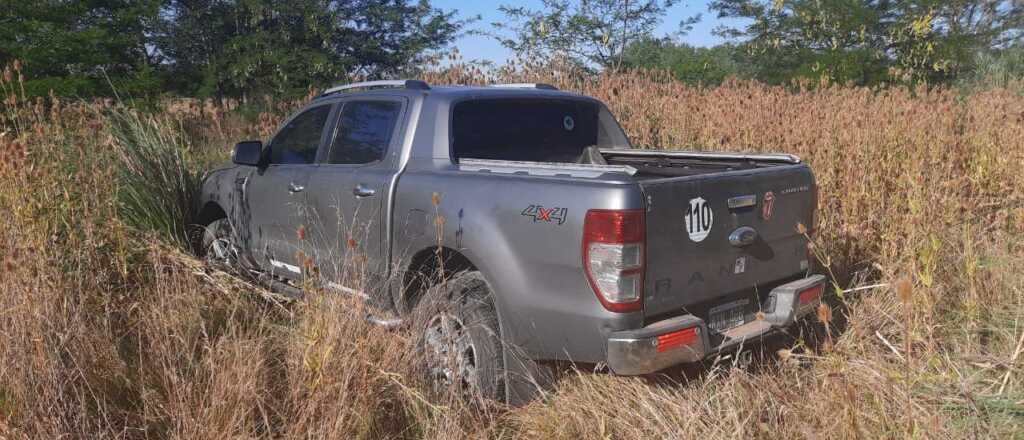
[108,108,202,247]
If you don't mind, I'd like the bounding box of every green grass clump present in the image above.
[109,109,202,247]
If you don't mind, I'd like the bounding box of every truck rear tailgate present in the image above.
[640,164,816,321]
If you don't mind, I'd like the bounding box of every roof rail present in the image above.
[490,83,559,90]
[321,79,430,96]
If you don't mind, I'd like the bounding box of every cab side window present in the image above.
[327,100,402,164]
[269,105,331,165]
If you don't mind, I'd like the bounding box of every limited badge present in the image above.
[762,191,776,220]
[685,197,713,242]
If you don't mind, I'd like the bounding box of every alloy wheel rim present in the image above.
[423,311,479,392]
[205,224,236,266]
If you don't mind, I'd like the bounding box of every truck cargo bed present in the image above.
[600,148,802,180]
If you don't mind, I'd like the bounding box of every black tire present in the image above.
[412,271,504,402]
[201,218,237,268]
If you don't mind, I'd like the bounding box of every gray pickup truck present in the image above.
[196,80,825,403]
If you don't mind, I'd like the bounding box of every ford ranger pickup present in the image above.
[196,79,825,403]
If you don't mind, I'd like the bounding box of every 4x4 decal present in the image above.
[522,205,567,225]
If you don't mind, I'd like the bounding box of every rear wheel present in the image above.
[413,271,504,402]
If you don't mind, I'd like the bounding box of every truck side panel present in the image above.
[391,158,644,363]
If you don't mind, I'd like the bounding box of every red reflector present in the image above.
[656,327,699,353]
[799,284,824,304]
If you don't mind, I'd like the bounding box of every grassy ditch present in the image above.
[1,65,1022,439]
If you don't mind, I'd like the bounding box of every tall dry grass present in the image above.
[1,60,1023,439]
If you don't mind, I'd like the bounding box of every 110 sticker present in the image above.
[685,197,713,242]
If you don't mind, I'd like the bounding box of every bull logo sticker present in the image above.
[685,197,713,242]
[762,191,776,220]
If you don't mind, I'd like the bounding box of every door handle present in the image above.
[353,184,376,198]
[287,182,305,193]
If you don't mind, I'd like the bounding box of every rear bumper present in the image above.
[606,274,826,375]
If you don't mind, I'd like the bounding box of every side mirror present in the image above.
[232,140,263,166]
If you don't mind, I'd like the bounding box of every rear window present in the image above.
[451,98,630,163]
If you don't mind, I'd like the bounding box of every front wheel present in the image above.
[200,218,238,268]
[413,271,504,402]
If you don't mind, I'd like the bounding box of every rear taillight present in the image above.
[583,209,645,313]
[798,284,824,305]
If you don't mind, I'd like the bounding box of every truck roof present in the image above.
[312,82,591,104]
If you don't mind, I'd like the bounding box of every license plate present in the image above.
[709,299,750,333]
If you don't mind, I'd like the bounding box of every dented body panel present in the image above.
[198,85,819,372]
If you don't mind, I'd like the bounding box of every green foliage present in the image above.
[0,0,162,98]
[958,46,1024,90]
[622,38,743,86]
[109,109,202,247]
[4,0,1020,95]
[710,0,1024,86]
[20,76,102,98]
[0,0,463,99]
[155,0,464,98]
[491,0,695,69]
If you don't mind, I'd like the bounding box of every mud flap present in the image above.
[502,345,556,406]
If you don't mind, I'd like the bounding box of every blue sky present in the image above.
[430,0,740,64]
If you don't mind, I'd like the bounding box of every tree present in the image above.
[490,0,697,69]
[886,0,1024,82]
[957,45,1024,89]
[622,38,743,85]
[0,0,162,97]
[156,0,464,98]
[710,0,1024,85]
[710,0,897,85]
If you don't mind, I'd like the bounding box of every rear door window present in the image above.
[451,98,630,163]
